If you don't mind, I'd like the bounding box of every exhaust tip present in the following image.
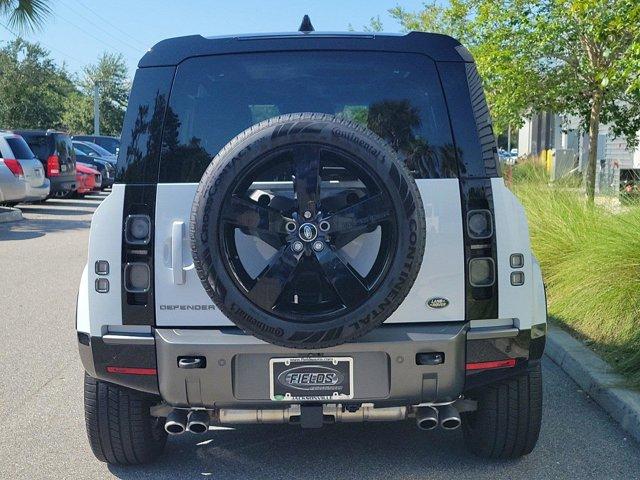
[415,406,439,431]
[187,422,208,434]
[441,417,462,430]
[165,421,186,434]
[165,409,188,435]
[417,417,439,430]
[438,404,461,430]
[187,410,210,434]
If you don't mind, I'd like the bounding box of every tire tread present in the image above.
[83,374,166,465]
[462,364,542,459]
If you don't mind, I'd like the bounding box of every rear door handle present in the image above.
[171,220,186,285]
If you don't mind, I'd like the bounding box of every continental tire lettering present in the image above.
[331,128,381,159]
[229,304,284,337]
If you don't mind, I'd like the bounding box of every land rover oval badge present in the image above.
[427,297,450,309]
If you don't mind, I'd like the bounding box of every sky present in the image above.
[0,0,427,77]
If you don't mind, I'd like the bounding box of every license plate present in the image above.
[269,357,353,402]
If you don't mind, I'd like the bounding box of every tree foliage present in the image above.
[0,0,50,31]
[63,52,130,136]
[383,0,640,201]
[0,38,74,129]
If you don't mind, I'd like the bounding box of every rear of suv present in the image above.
[0,133,50,203]
[14,130,76,198]
[77,23,546,466]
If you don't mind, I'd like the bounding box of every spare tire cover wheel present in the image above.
[191,113,426,348]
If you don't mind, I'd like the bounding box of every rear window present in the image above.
[52,134,75,160]
[20,134,51,161]
[6,137,35,159]
[158,51,456,182]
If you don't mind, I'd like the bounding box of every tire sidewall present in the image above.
[191,114,425,348]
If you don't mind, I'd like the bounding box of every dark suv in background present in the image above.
[13,130,76,198]
[72,135,120,155]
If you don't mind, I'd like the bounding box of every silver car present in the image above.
[0,132,50,205]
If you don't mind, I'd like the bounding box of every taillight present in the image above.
[3,159,24,179]
[47,155,60,176]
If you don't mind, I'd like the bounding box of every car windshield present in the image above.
[158,51,456,182]
[74,143,93,155]
[85,142,113,157]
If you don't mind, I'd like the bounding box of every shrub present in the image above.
[511,161,640,388]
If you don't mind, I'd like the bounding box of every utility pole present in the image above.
[93,83,100,135]
[507,123,512,153]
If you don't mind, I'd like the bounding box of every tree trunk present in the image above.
[585,90,603,203]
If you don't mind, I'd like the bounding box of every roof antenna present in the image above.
[298,15,314,32]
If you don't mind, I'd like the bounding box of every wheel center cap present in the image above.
[299,223,318,242]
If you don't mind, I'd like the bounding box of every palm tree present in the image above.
[0,0,50,31]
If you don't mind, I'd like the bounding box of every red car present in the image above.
[75,163,101,196]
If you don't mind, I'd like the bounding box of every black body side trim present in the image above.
[459,179,499,319]
[437,62,499,179]
[464,327,546,391]
[115,66,175,184]
[90,337,159,395]
[464,63,499,177]
[121,185,157,325]
[436,61,499,320]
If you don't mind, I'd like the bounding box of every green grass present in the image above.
[509,162,640,388]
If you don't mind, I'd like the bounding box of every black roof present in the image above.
[139,31,473,68]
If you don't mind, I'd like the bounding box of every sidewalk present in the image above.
[546,323,640,444]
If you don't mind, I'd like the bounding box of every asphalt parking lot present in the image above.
[1,192,639,479]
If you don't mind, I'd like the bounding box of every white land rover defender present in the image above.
[77,19,546,465]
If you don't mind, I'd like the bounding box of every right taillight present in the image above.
[469,257,496,287]
[466,209,493,239]
[3,159,24,179]
[47,154,60,176]
[125,215,151,245]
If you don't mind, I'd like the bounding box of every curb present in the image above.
[0,206,23,223]
[546,324,640,444]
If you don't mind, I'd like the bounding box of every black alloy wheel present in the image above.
[191,113,426,348]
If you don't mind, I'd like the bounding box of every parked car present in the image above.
[77,22,546,466]
[75,163,100,197]
[0,132,50,204]
[72,140,117,164]
[72,135,120,155]
[13,130,76,198]
[74,149,115,190]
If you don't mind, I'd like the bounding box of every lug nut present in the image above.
[319,221,330,232]
[304,211,312,219]
[292,241,304,253]
[285,221,297,233]
[312,241,324,252]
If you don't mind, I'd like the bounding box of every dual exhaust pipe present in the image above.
[165,403,461,435]
[415,404,461,431]
[165,409,209,435]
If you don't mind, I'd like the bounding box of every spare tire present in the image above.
[191,113,425,348]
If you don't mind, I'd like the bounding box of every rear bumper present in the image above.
[0,178,27,201]
[48,174,76,194]
[79,322,545,406]
[24,179,50,201]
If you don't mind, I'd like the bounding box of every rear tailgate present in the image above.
[52,133,76,176]
[4,136,46,188]
[18,158,46,188]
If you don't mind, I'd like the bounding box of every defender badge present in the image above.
[426,297,450,309]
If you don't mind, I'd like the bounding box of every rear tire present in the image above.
[462,363,542,459]
[83,374,167,465]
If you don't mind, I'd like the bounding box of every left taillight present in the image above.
[3,159,24,179]
[46,154,60,176]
